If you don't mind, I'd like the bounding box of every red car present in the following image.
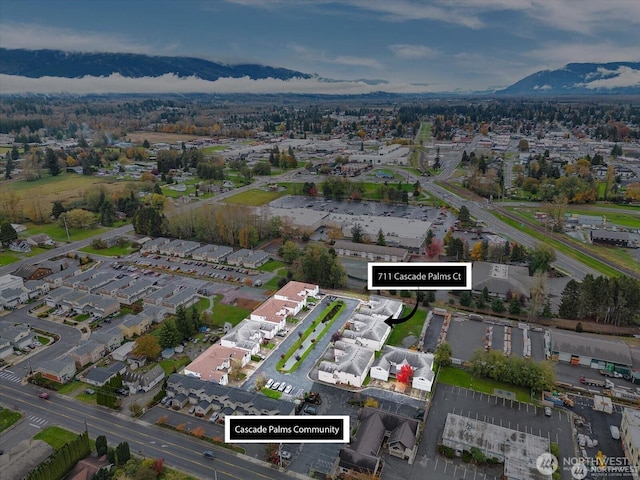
[38,392,49,399]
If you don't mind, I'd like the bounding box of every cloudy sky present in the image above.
[1,0,639,94]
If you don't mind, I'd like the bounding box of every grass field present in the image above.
[438,366,531,403]
[80,242,136,257]
[34,426,79,449]
[17,221,111,243]
[258,259,286,272]
[0,407,21,432]
[3,173,127,209]
[209,295,251,326]
[416,122,432,144]
[223,189,286,206]
[159,356,191,375]
[200,145,228,154]
[512,206,640,229]
[386,305,428,347]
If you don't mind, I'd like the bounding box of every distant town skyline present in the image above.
[1,0,639,94]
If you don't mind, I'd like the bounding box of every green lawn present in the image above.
[159,356,191,375]
[55,380,83,395]
[416,122,432,144]
[263,275,285,291]
[0,252,19,266]
[261,388,283,400]
[18,221,111,243]
[210,296,251,326]
[386,306,428,347]
[80,242,136,257]
[0,407,22,432]
[34,426,79,450]
[37,335,50,345]
[258,259,286,272]
[438,366,531,403]
[223,189,286,206]
[200,145,228,154]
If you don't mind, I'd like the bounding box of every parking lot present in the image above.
[395,383,575,480]
[447,316,546,362]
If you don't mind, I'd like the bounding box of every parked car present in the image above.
[284,384,293,395]
[203,450,215,459]
[38,392,49,400]
[545,407,552,417]
[115,388,129,396]
[414,408,425,419]
[188,406,196,414]
[160,396,169,405]
[303,405,317,415]
[265,378,274,389]
[278,383,287,392]
[85,389,96,395]
[280,450,292,460]
[271,382,280,390]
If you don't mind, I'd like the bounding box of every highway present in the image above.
[0,379,286,480]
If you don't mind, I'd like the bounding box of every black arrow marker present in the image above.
[384,294,420,328]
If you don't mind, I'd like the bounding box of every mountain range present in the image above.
[0,48,638,96]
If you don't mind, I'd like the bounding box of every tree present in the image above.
[457,205,471,225]
[51,200,65,219]
[142,139,150,149]
[491,298,505,313]
[434,342,452,366]
[518,139,530,152]
[559,280,581,319]
[59,209,95,229]
[158,319,181,349]
[95,435,108,456]
[0,221,18,247]
[425,237,443,258]
[45,148,61,176]
[351,223,364,243]
[508,296,521,315]
[459,291,472,307]
[133,335,161,360]
[575,322,583,333]
[376,228,386,246]
[4,156,14,179]
[115,442,131,466]
[470,242,484,261]
[280,240,302,264]
[529,243,556,274]
[396,363,413,385]
[133,206,165,236]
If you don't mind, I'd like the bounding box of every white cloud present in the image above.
[527,42,640,67]
[0,73,448,95]
[0,23,151,54]
[331,56,382,68]
[389,44,438,59]
[576,66,640,90]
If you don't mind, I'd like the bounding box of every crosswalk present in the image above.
[0,370,23,383]
[28,415,48,428]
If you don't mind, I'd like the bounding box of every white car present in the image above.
[280,450,291,460]
[278,383,287,392]
[265,378,274,389]
[284,384,293,395]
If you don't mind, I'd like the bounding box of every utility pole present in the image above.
[63,214,71,243]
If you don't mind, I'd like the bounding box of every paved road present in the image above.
[0,379,294,480]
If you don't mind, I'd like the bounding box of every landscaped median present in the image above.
[276,300,345,373]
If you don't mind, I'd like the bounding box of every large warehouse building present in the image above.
[550,330,633,372]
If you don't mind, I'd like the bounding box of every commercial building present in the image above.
[621,408,640,480]
[550,329,633,371]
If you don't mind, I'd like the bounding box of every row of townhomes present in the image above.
[141,237,269,268]
[169,281,320,421]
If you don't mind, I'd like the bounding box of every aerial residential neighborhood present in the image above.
[1,2,640,478]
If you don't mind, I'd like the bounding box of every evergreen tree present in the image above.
[11,145,19,160]
[4,156,14,179]
[52,201,65,219]
[0,221,18,247]
[158,319,181,349]
[559,279,581,319]
[96,435,108,456]
[376,228,386,246]
[508,297,521,314]
[45,147,61,176]
[115,442,131,465]
[153,182,162,195]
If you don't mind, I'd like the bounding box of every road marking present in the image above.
[29,423,42,429]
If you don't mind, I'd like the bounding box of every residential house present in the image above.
[123,364,165,392]
[317,340,375,388]
[96,277,133,296]
[71,341,106,368]
[38,356,76,383]
[336,408,419,478]
[0,324,35,350]
[183,344,251,385]
[225,249,252,266]
[191,244,232,262]
[118,314,151,338]
[44,265,80,288]
[158,239,200,257]
[138,304,167,324]
[371,346,435,392]
[12,264,52,281]
[24,279,50,300]
[9,240,31,253]
[115,279,156,305]
[0,338,14,359]
[341,312,391,351]
[274,281,319,305]
[92,327,124,352]
[111,342,135,362]
[250,297,300,330]
[161,288,199,314]
[25,234,56,248]
[144,283,181,306]
[243,251,269,268]
[140,237,170,254]
[78,272,116,293]
[0,287,29,309]
[221,320,273,355]
[84,361,127,387]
